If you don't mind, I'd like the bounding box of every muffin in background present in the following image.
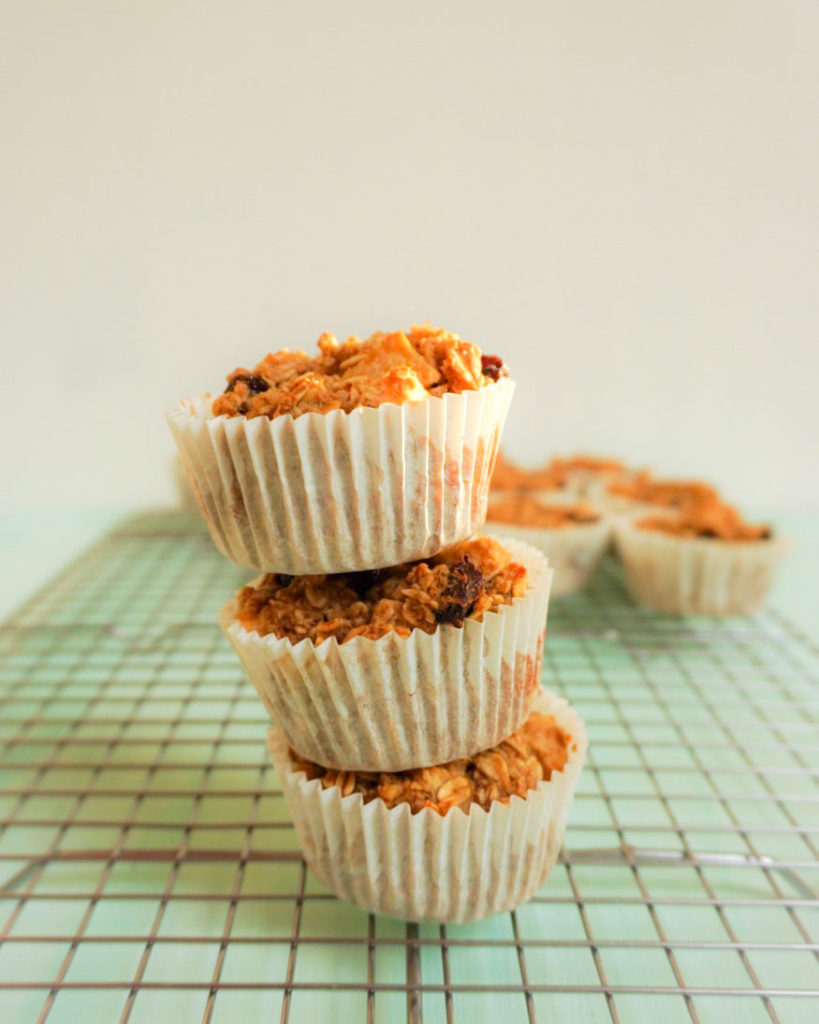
[486,494,610,597]
[615,499,789,616]
[547,454,629,502]
[221,535,553,771]
[607,469,719,513]
[167,325,514,574]
[491,451,633,508]
[267,689,587,923]
[491,452,565,495]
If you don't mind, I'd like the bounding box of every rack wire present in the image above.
[0,509,816,1024]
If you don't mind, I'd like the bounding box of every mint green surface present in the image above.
[0,509,817,1023]
[0,506,816,639]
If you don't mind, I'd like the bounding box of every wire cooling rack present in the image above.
[0,510,816,1024]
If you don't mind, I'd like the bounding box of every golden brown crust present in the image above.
[638,500,772,542]
[609,470,718,509]
[211,325,506,419]
[488,495,600,529]
[290,712,570,815]
[235,536,528,644]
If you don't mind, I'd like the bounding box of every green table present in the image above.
[0,509,816,1024]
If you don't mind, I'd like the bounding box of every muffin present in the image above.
[167,325,514,574]
[221,536,553,771]
[490,453,565,495]
[267,689,587,923]
[607,470,719,513]
[547,454,628,502]
[615,499,789,615]
[487,494,611,596]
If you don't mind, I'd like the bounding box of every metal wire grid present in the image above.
[0,510,816,1024]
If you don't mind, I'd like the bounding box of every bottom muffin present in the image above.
[267,689,587,923]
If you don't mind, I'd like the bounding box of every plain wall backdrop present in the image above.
[1,0,817,510]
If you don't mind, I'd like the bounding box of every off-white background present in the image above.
[1,0,818,511]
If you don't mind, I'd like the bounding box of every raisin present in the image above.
[275,573,294,587]
[481,354,506,381]
[346,568,389,597]
[435,604,466,625]
[699,528,718,539]
[760,527,772,540]
[434,557,485,625]
[225,373,271,395]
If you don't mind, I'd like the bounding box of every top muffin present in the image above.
[168,323,515,574]
[212,325,508,420]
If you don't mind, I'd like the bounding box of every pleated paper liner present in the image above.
[266,688,587,924]
[221,537,552,771]
[167,378,514,574]
[614,516,790,616]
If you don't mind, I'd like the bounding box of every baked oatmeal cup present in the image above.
[221,536,552,771]
[547,454,628,502]
[267,689,587,923]
[487,494,611,596]
[167,325,514,574]
[615,500,789,616]
[606,470,719,515]
[490,453,566,496]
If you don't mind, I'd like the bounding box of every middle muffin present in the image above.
[220,535,552,771]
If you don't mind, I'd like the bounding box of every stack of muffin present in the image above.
[168,325,587,923]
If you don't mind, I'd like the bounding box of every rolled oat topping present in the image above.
[638,500,772,542]
[488,495,600,530]
[609,470,718,508]
[211,325,507,419]
[290,711,570,815]
[235,537,528,645]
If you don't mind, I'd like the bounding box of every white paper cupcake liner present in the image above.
[167,379,514,574]
[221,537,552,771]
[614,517,790,616]
[267,688,587,923]
[485,512,611,597]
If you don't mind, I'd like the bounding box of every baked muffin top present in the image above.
[609,470,718,508]
[290,711,570,815]
[235,536,528,645]
[488,494,600,529]
[637,499,772,541]
[211,325,507,419]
